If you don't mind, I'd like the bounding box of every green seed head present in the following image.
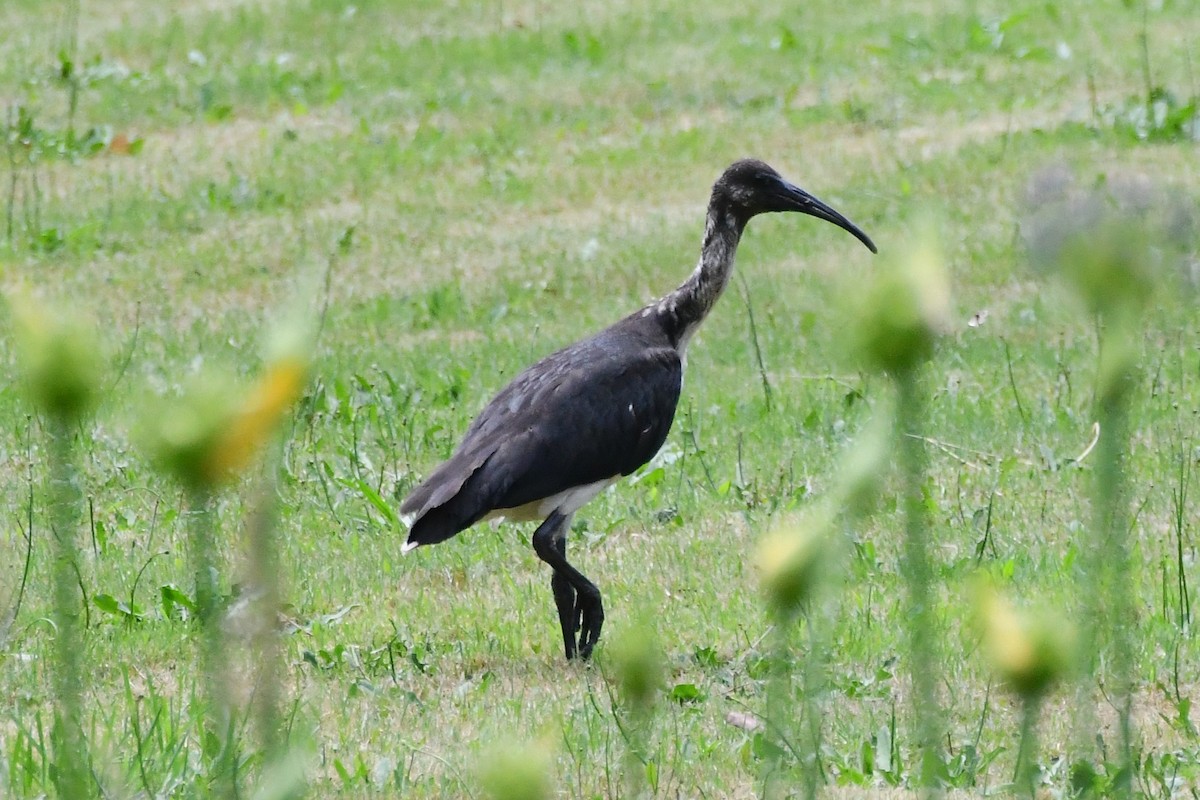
[974,580,1076,700]
[142,372,240,491]
[9,292,103,422]
[1024,167,1186,320]
[1043,216,1154,319]
[142,353,308,491]
[850,224,950,375]
[756,511,832,615]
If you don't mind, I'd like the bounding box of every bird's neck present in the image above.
[655,201,746,352]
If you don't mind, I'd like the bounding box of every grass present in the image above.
[1,0,1199,796]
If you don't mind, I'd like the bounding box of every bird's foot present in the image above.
[575,593,604,660]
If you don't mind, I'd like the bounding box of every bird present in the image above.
[400,158,877,661]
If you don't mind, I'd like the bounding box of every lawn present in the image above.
[1,0,1198,797]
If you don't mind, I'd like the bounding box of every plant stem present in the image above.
[61,0,81,149]
[762,613,795,800]
[1013,695,1041,799]
[1071,322,1138,796]
[187,487,236,798]
[895,367,943,794]
[735,272,773,413]
[1095,332,1136,798]
[799,607,828,800]
[49,417,88,798]
[246,454,285,761]
[1138,0,1153,117]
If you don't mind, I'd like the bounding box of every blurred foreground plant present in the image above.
[1024,166,1191,795]
[753,395,891,799]
[758,391,892,796]
[756,510,833,800]
[9,289,102,798]
[847,222,951,793]
[607,618,665,796]
[477,739,553,800]
[142,298,314,796]
[974,580,1076,797]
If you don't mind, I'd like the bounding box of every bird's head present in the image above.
[713,159,877,253]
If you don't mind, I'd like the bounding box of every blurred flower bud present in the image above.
[850,223,950,375]
[477,740,553,800]
[8,291,102,422]
[143,371,241,491]
[204,357,308,482]
[609,620,664,712]
[1035,210,1153,318]
[974,580,1075,700]
[756,511,832,615]
[1024,167,1191,316]
[145,358,308,491]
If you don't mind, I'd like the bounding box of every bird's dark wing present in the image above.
[486,343,683,507]
[401,333,682,547]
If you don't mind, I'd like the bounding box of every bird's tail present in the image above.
[401,500,480,551]
[400,448,502,551]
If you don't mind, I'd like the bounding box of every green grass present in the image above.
[2,0,1199,796]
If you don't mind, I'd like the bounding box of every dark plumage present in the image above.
[401,159,876,660]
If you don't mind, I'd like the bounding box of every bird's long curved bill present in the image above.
[777,180,878,254]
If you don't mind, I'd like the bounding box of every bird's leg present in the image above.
[550,545,578,660]
[532,512,578,658]
[532,511,604,661]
